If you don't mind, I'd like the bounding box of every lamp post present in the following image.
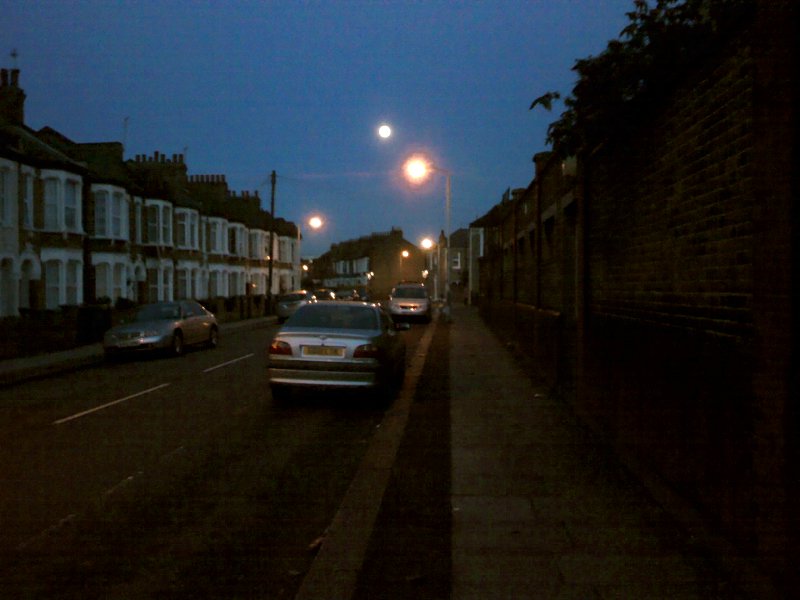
[403,155,452,311]
[267,170,276,313]
[420,237,436,298]
[399,249,409,280]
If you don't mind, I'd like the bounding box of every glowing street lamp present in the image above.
[403,154,452,305]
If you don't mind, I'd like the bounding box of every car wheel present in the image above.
[171,331,184,357]
[207,326,219,349]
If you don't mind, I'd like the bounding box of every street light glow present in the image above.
[403,155,431,183]
[421,238,434,250]
[308,216,323,229]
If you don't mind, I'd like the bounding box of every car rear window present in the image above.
[280,293,306,302]
[393,287,427,299]
[289,305,378,329]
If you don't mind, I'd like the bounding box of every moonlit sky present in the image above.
[5,0,634,257]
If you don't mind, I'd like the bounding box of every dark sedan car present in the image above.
[103,300,218,358]
[267,301,409,401]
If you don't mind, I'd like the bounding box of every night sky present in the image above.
[5,0,633,256]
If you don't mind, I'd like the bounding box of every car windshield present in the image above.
[279,293,307,302]
[135,303,181,321]
[289,305,378,330]
[393,287,427,299]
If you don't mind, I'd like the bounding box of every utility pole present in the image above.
[267,170,276,313]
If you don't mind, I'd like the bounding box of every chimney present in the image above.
[0,67,26,125]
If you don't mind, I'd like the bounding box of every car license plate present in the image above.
[302,345,345,357]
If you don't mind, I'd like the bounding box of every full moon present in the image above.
[378,124,392,139]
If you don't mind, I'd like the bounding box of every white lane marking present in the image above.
[202,353,254,373]
[52,383,171,425]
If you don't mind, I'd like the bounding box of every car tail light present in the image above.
[269,340,293,355]
[354,343,380,359]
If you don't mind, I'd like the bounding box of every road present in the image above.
[0,320,429,598]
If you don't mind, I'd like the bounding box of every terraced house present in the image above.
[0,69,300,318]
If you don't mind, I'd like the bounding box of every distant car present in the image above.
[267,301,409,401]
[311,288,337,301]
[275,290,315,323]
[335,288,360,301]
[103,300,218,358]
[386,282,432,323]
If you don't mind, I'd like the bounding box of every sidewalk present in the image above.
[448,303,739,599]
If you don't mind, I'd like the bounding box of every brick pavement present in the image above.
[448,303,740,599]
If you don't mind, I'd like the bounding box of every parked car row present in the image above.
[275,288,365,322]
[101,283,431,407]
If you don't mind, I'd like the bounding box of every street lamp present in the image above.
[308,215,323,231]
[403,155,452,309]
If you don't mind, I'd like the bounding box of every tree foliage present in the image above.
[534,0,754,158]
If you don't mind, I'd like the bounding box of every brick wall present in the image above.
[577,5,796,592]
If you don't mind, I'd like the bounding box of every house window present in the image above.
[134,199,143,243]
[44,179,59,230]
[176,211,188,247]
[162,265,173,300]
[175,209,199,249]
[64,180,79,231]
[249,232,259,259]
[209,271,220,297]
[147,268,159,302]
[113,263,126,300]
[66,260,81,305]
[209,220,224,254]
[144,200,173,245]
[111,192,125,238]
[23,173,33,229]
[189,212,198,248]
[44,260,61,309]
[146,204,159,243]
[0,167,9,224]
[96,263,110,300]
[94,191,108,236]
[227,225,247,257]
[161,205,172,246]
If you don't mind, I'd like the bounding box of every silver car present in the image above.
[275,290,315,323]
[103,300,218,358]
[267,301,409,401]
[386,282,432,323]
